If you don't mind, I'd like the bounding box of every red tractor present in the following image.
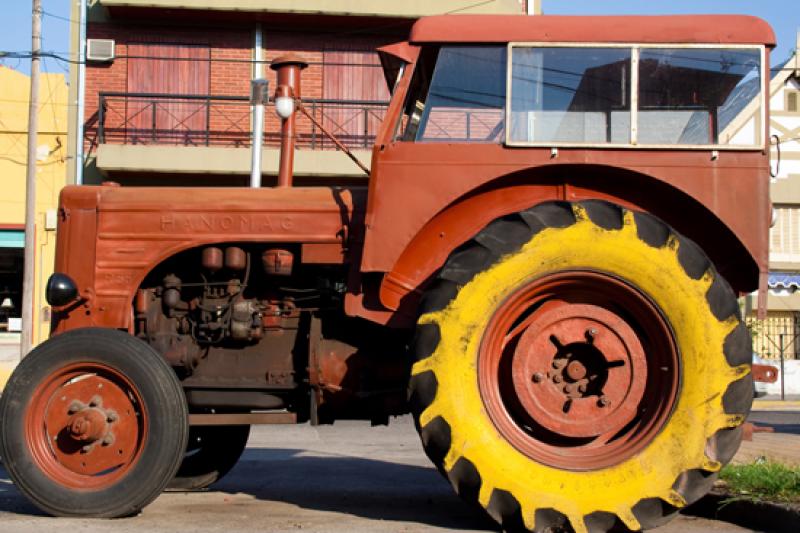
[0,14,774,533]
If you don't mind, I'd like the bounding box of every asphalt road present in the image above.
[0,416,765,533]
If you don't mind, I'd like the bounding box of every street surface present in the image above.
[0,414,781,533]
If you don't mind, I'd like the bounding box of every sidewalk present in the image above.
[752,399,800,411]
[0,335,19,392]
[737,400,800,465]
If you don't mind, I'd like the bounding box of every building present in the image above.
[731,33,800,363]
[68,0,535,187]
[0,66,69,382]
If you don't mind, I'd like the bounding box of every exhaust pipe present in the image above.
[270,54,308,188]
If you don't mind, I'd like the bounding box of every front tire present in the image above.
[409,201,752,533]
[0,328,189,517]
[168,425,250,490]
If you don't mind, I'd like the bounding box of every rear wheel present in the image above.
[168,425,250,490]
[0,328,189,517]
[409,201,752,533]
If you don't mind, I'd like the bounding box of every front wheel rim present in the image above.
[478,270,680,470]
[25,362,148,489]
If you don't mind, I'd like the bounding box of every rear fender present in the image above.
[380,166,759,317]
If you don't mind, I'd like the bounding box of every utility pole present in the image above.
[21,0,42,357]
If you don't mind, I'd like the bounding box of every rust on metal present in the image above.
[262,249,294,276]
[307,316,409,425]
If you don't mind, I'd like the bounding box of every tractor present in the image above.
[0,14,775,533]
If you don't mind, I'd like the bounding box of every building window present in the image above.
[770,206,800,262]
[0,230,24,333]
[787,90,799,112]
[322,47,390,148]
[126,43,211,145]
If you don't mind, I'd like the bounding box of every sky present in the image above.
[543,1,798,66]
[0,1,797,76]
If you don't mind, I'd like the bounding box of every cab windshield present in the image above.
[400,43,764,149]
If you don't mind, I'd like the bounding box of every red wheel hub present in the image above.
[479,271,679,470]
[511,303,647,440]
[25,363,147,489]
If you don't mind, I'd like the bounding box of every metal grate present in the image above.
[746,311,800,360]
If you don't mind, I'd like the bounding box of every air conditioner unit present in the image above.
[86,39,115,62]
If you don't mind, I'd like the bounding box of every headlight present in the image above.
[46,273,79,307]
[274,96,295,119]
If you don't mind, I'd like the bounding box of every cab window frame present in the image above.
[505,42,767,150]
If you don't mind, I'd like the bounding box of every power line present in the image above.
[5,49,799,74]
[41,9,73,24]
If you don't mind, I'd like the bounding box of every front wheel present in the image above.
[410,201,752,533]
[168,425,250,490]
[0,328,189,517]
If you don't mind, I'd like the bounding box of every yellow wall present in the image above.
[0,65,68,347]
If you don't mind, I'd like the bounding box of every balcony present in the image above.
[92,93,388,178]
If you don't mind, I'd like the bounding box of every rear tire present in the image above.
[168,425,250,490]
[0,328,189,517]
[410,201,752,533]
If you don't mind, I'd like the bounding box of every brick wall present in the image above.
[86,22,391,152]
[85,22,252,152]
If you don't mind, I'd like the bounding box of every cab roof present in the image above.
[409,15,775,47]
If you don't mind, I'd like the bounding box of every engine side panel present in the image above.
[52,185,364,333]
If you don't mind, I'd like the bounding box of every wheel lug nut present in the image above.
[88,395,102,408]
[553,375,563,384]
[565,383,576,394]
[598,396,610,407]
[101,434,115,446]
[67,401,84,414]
[106,411,118,423]
[578,384,587,393]
[532,373,544,383]
[80,444,93,454]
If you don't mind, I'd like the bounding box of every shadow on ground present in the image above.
[0,448,498,531]
[748,410,800,435]
[214,448,498,530]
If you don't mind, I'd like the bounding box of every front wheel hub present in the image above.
[26,363,146,489]
[511,303,647,440]
[67,407,110,443]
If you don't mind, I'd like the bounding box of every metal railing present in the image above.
[96,92,389,151]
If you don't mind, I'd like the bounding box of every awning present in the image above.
[0,230,24,249]
[767,272,800,290]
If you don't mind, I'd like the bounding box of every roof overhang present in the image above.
[410,15,776,46]
[97,0,525,18]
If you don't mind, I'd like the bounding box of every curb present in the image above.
[685,491,800,532]
[753,400,800,410]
